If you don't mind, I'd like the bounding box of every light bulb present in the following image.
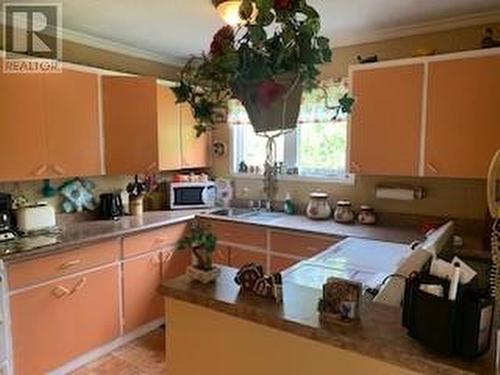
[214,0,257,26]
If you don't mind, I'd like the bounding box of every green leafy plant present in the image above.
[178,222,218,271]
[173,0,353,137]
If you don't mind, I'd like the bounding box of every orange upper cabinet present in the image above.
[103,76,209,175]
[44,69,102,178]
[180,103,211,169]
[0,66,46,181]
[350,64,424,176]
[425,55,500,178]
[0,64,102,181]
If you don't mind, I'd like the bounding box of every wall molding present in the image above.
[332,10,500,48]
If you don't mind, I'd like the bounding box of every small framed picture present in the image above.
[319,277,362,322]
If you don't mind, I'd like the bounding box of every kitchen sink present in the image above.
[211,208,282,223]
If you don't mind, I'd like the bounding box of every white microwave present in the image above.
[169,182,216,210]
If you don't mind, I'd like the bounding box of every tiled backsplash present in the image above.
[0,175,133,213]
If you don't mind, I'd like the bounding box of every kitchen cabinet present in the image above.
[203,219,267,249]
[44,68,102,178]
[0,68,46,181]
[270,255,298,273]
[270,231,338,258]
[229,247,267,272]
[8,239,120,290]
[123,251,164,333]
[179,103,210,168]
[10,265,120,375]
[0,64,102,181]
[425,55,500,178]
[162,247,192,280]
[213,244,231,266]
[103,77,210,174]
[350,64,424,176]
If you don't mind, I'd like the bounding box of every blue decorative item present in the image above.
[42,179,57,198]
[59,179,97,213]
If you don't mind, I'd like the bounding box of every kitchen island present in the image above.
[160,265,493,375]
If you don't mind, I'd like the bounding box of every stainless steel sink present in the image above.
[211,208,282,223]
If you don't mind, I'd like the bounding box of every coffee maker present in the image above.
[0,193,16,242]
[99,193,124,220]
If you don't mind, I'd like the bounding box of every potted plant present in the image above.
[178,222,220,283]
[126,175,148,216]
[173,0,354,137]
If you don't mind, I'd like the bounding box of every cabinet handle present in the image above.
[427,163,439,174]
[70,277,87,294]
[32,164,47,177]
[351,162,361,173]
[162,251,173,263]
[51,285,71,299]
[146,162,157,173]
[149,253,162,265]
[52,164,65,175]
[59,259,82,270]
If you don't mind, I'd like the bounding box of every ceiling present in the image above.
[3,0,500,64]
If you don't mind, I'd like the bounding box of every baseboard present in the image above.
[48,318,165,375]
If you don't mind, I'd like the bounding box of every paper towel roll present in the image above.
[375,187,417,201]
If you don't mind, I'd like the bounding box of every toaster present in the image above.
[15,203,56,233]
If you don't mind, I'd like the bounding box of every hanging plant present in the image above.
[173,0,354,137]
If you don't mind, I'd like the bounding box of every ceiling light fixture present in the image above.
[212,0,256,27]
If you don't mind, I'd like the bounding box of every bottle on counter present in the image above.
[284,192,295,215]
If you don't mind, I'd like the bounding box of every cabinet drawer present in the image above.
[203,220,267,249]
[123,222,188,258]
[8,239,120,290]
[270,231,338,258]
[11,265,120,374]
[229,248,267,272]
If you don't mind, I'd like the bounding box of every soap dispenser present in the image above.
[284,192,295,215]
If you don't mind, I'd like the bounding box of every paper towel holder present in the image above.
[375,186,425,201]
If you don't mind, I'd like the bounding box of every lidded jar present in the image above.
[306,192,332,220]
[334,200,355,223]
[357,205,376,225]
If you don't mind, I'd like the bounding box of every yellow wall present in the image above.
[211,23,500,220]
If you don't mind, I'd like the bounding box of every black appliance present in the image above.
[0,193,16,241]
[99,193,124,220]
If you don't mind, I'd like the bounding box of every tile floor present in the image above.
[71,327,166,374]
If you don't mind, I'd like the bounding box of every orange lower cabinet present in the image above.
[213,245,230,266]
[123,251,163,333]
[162,248,191,280]
[10,265,120,375]
[229,247,267,272]
[270,255,300,273]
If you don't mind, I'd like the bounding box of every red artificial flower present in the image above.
[256,80,286,109]
[274,0,292,11]
[209,25,235,58]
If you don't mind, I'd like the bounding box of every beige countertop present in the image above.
[160,265,493,375]
[199,211,424,244]
[0,209,211,263]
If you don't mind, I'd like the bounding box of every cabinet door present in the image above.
[229,247,267,272]
[123,251,163,333]
[0,65,46,181]
[213,244,230,266]
[162,248,191,280]
[157,85,181,170]
[44,69,102,178]
[103,76,159,175]
[180,104,210,169]
[425,55,500,178]
[270,255,299,273]
[270,231,338,258]
[10,265,120,375]
[350,64,424,176]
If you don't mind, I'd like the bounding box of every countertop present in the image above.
[199,211,424,244]
[0,209,211,263]
[160,265,493,375]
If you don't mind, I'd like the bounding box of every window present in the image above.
[230,80,349,179]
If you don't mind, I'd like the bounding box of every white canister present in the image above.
[306,192,332,220]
